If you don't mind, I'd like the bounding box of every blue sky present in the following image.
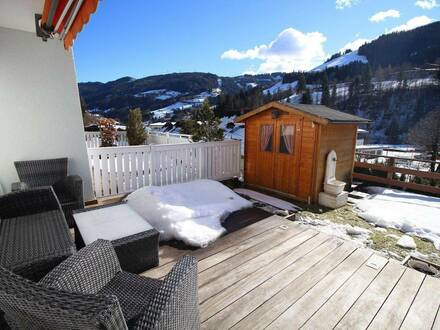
[74,0,440,82]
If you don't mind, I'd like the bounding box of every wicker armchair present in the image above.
[0,187,76,282]
[0,240,200,329]
[13,157,84,227]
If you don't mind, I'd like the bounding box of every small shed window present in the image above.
[260,124,273,152]
[279,124,295,154]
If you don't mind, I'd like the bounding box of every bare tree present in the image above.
[408,109,440,172]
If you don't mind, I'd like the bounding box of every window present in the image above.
[279,124,295,154]
[260,124,273,152]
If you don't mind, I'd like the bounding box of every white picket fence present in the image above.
[84,131,191,148]
[87,140,241,198]
[85,132,129,148]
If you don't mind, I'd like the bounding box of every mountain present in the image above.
[79,22,440,144]
[79,72,282,120]
[358,21,440,69]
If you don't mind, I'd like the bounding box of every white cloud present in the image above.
[388,16,434,33]
[336,0,358,9]
[221,28,327,73]
[339,38,371,52]
[370,9,400,22]
[415,0,438,9]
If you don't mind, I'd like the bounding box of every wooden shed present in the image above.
[235,101,369,203]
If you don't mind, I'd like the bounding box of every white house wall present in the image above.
[0,26,94,201]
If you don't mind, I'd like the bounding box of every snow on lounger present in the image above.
[355,187,440,250]
[125,180,253,247]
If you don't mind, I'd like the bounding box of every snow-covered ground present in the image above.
[263,81,298,95]
[355,187,440,250]
[134,89,182,100]
[375,77,437,90]
[296,215,372,247]
[152,102,193,119]
[311,51,368,72]
[220,116,245,155]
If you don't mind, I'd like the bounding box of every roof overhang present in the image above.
[235,101,329,125]
[235,101,371,125]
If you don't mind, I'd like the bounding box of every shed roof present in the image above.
[235,101,370,125]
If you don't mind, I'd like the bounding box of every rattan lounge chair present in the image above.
[0,240,200,329]
[0,187,75,282]
[13,157,84,227]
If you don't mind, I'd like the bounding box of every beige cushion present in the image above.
[74,204,153,245]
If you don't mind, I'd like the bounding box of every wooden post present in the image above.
[386,157,395,187]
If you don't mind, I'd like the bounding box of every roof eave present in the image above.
[329,120,372,125]
[235,101,329,125]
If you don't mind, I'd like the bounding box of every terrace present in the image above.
[144,215,440,329]
[1,1,440,329]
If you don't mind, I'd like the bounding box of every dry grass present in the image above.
[296,204,440,265]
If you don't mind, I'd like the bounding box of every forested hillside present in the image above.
[79,22,440,144]
[215,22,440,144]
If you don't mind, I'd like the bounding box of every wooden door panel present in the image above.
[274,119,301,195]
[255,121,275,189]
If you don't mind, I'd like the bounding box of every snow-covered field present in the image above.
[311,51,368,72]
[263,81,298,95]
[135,89,182,100]
[152,102,193,119]
[355,187,440,250]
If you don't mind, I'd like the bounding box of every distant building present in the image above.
[356,128,369,146]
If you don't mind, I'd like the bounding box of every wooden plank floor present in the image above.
[141,215,440,330]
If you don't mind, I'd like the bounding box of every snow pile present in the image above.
[311,51,368,72]
[355,187,440,250]
[396,235,417,249]
[125,180,252,247]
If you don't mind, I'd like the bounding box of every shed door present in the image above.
[255,122,276,189]
[274,120,300,195]
[254,118,300,195]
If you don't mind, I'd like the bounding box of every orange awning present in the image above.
[40,0,99,50]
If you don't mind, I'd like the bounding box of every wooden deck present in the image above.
[141,215,440,330]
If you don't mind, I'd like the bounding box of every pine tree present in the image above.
[386,118,400,143]
[192,100,224,142]
[376,65,385,81]
[301,88,312,104]
[297,73,306,93]
[362,65,373,93]
[127,108,146,145]
[437,68,440,87]
[330,84,337,107]
[321,74,330,106]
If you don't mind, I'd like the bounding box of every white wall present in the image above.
[0,26,94,200]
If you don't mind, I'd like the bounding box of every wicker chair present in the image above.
[0,240,200,329]
[13,157,84,227]
[0,187,76,282]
